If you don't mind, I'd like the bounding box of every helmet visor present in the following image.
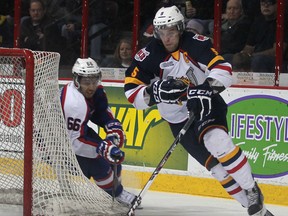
[154,26,179,39]
[78,73,101,87]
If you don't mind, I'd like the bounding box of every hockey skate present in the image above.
[116,190,140,208]
[264,210,274,216]
[245,182,274,216]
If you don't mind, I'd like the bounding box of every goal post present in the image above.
[0,48,128,215]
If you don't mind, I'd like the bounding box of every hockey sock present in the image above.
[204,128,255,190]
[211,163,249,208]
[94,168,123,197]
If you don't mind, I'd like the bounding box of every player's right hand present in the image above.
[105,119,126,148]
[146,79,187,106]
[96,139,125,164]
[186,80,213,120]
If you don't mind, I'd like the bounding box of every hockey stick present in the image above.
[127,67,197,215]
[112,162,117,202]
[127,112,195,216]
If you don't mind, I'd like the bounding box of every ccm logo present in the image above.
[188,89,212,96]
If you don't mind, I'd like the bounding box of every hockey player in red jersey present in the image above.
[60,57,136,206]
[124,5,273,216]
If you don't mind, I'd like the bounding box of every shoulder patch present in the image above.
[135,48,150,62]
[193,34,209,41]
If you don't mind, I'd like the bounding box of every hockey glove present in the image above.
[146,79,187,106]
[186,80,213,120]
[96,139,125,164]
[105,119,126,148]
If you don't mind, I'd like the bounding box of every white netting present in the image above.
[0,49,128,215]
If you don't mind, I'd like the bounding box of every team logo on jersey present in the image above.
[193,34,209,41]
[135,48,150,62]
[160,61,175,69]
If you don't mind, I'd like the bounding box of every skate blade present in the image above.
[250,205,274,216]
[250,205,266,216]
[265,209,274,216]
[136,205,143,210]
[261,205,275,216]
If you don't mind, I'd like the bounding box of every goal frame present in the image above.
[0,48,129,216]
[0,48,34,216]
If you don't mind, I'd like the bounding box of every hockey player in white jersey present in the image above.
[124,5,273,216]
[60,57,136,206]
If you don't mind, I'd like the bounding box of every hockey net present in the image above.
[0,48,128,216]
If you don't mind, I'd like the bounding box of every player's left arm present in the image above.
[91,85,114,125]
[206,53,233,93]
[186,39,233,119]
[195,37,233,93]
[91,86,126,147]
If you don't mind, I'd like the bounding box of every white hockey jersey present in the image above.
[124,32,233,123]
[60,81,114,158]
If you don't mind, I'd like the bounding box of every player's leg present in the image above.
[75,155,93,178]
[109,163,138,206]
[170,122,249,208]
[76,155,120,193]
[78,127,137,206]
[196,95,267,216]
[210,161,249,208]
[204,128,266,216]
[88,157,136,206]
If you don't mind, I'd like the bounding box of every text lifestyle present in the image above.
[230,113,288,142]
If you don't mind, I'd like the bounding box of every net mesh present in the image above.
[0,49,128,215]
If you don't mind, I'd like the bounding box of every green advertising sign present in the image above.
[227,95,288,178]
[61,82,288,176]
[104,86,188,170]
[58,84,188,171]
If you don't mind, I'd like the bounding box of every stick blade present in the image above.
[127,196,142,215]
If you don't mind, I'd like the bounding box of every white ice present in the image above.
[0,190,287,216]
[133,190,288,216]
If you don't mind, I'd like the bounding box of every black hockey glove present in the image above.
[186,80,213,120]
[146,79,187,106]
